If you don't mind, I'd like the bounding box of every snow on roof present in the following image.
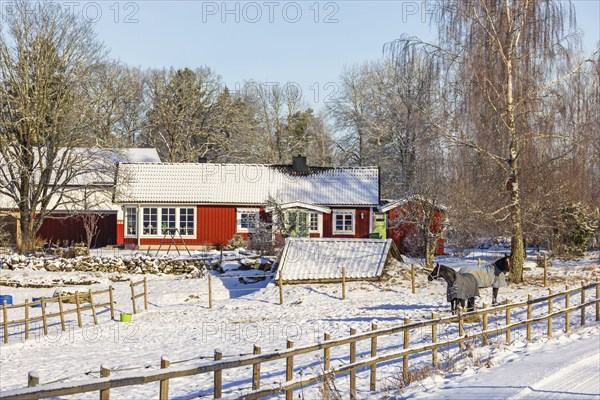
[115,163,379,206]
[378,195,447,213]
[278,238,394,282]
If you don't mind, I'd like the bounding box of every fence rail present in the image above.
[1,281,598,400]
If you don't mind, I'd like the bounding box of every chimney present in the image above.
[198,156,208,163]
[291,155,308,173]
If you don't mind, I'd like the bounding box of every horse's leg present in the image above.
[492,287,499,305]
[467,297,475,312]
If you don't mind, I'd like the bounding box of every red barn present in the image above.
[114,157,381,248]
[379,197,446,256]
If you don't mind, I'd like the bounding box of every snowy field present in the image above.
[0,248,598,399]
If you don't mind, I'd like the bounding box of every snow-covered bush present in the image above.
[550,203,598,258]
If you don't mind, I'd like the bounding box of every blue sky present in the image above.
[14,0,600,110]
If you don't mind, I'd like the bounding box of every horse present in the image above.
[427,263,479,313]
[459,255,511,305]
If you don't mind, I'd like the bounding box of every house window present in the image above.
[309,212,319,232]
[237,208,259,232]
[125,207,137,236]
[179,208,195,236]
[161,208,176,234]
[143,208,158,235]
[333,210,355,235]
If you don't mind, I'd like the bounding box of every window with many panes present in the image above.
[161,208,176,234]
[143,208,158,235]
[309,212,319,232]
[333,210,354,235]
[237,208,259,232]
[179,208,195,236]
[125,207,137,236]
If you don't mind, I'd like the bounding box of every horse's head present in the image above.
[428,263,441,281]
[498,254,512,272]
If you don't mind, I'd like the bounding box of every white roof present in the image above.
[115,163,379,206]
[378,195,447,213]
[278,238,393,282]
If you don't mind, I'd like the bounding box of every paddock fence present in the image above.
[0,277,148,344]
[0,280,598,400]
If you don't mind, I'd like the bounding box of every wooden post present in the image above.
[596,281,600,322]
[100,365,110,400]
[214,349,222,398]
[278,272,284,305]
[526,294,533,342]
[2,301,8,344]
[286,340,294,400]
[403,318,410,384]
[58,295,65,331]
[505,300,511,344]
[431,313,438,366]
[28,371,39,387]
[580,281,586,326]
[40,297,48,336]
[458,312,465,350]
[130,281,137,315]
[410,264,416,294]
[75,293,83,328]
[342,267,347,300]
[208,274,213,310]
[252,345,261,390]
[543,254,548,287]
[564,285,570,333]
[143,277,148,310]
[349,327,357,399]
[477,258,480,268]
[323,332,331,400]
[24,299,30,340]
[370,322,378,391]
[482,303,489,345]
[159,356,170,400]
[108,286,115,320]
[548,289,553,338]
[89,290,98,325]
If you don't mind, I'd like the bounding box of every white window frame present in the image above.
[333,209,355,235]
[308,212,320,233]
[124,207,137,237]
[128,206,196,238]
[237,208,260,233]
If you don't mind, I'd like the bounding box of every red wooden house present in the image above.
[114,157,381,248]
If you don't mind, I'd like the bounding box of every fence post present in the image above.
[58,295,66,331]
[2,301,8,344]
[108,286,115,320]
[89,290,98,325]
[159,356,170,400]
[564,285,570,333]
[342,267,347,300]
[482,303,489,345]
[526,294,533,341]
[100,365,110,400]
[40,297,48,336]
[411,264,416,294]
[24,299,30,340]
[286,340,294,400]
[596,281,600,322]
[505,300,511,344]
[370,322,378,391]
[543,254,548,287]
[214,349,222,398]
[208,274,213,310]
[252,345,261,390]
[28,371,39,387]
[580,281,586,326]
[431,312,438,366]
[130,281,137,315]
[76,293,83,328]
[477,258,480,268]
[403,318,411,384]
[548,289,553,338]
[143,277,148,310]
[458,312,465,350]
[349,327,357,399]
[323,332,331,400]
[278,272,284,305]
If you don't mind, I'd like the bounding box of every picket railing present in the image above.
[0,280,598,400]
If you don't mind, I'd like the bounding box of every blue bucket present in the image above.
[0,295,12,305]
[31,297,42,308]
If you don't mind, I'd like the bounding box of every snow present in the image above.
[0,248,598,399]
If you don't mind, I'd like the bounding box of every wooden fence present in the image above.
[1,278,148,345]
[1,280,598,400]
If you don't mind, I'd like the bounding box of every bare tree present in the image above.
[0,0,108,252]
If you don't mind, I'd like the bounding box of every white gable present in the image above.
[115,163,379,206]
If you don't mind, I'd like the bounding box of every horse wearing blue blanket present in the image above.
[459,255,511,305]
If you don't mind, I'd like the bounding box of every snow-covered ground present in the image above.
[0,249,598,399]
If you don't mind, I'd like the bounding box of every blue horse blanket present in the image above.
[447,272,479,302]
[459,264,507,288]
